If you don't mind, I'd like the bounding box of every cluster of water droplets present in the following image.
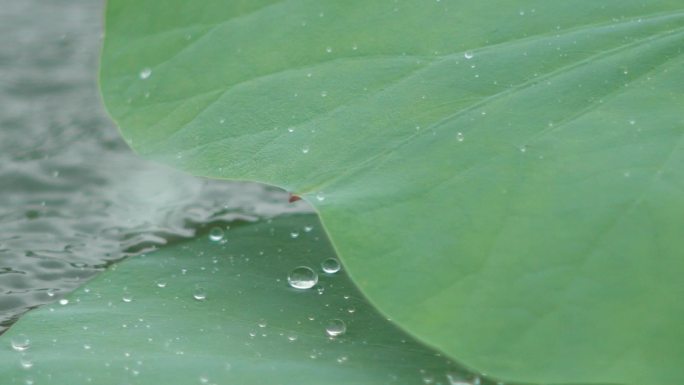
[9,333,33,375]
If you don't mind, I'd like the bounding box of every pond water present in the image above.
[0,0,309,333]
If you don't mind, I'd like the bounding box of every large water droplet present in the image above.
[208,227,224,242]
[11,334,30,352]
[321,258,341,274]
[325,319,346,337]
[139,68,152,80]
[288,266,318,289]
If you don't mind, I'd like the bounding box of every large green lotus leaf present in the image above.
[100,1,684,384]
[0,215,481,385]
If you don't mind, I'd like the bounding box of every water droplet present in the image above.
[155,279,167,288]
[320,91,328,97]
[464,51,474,59]
[456,132,464,142]
[257,319,267,328]
[325,319,346,337]
[193,287,207,301]
[59,299,69,306]
[11,334,30,352]
[303,226,314,232]
[290,231,300,239]
[629,119,636,125]
[325,47,333,53]
[122,295,133,303]
[287,266,318,289]
[20,355,33,369]
[287,333,298,341]
[208,227,224,242]
[321,258,341,274]
[315,192,326,201]
[336,355,348,363]
[447,373,481,385]
[301,146,310,154]
[139,68,152,80]
[83,344,91,350]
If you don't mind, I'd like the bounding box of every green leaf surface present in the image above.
[100,1,684,384]
[0,215,480,385]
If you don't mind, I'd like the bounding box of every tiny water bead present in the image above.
[464,51,474,59]
[58,299,69,306]
[208,227,224,242]
[315,192,326,202]
[20,355,33,369]
[193,286,207,301]
[139,67,152,80]
[456,132,465,142]
[321,258,341,274]
[325,319,346,337]
[287,266,318,289]
[11,334,30,352]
